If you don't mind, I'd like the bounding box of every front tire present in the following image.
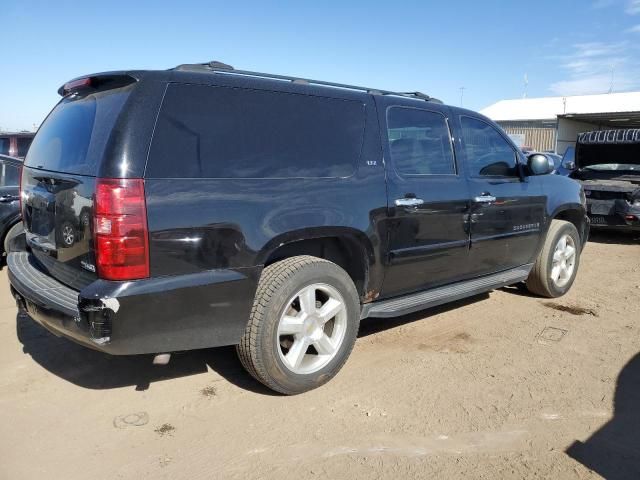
[237,255,360,395]
[526,220,582,298]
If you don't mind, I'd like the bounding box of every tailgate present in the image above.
[21,79,134,290]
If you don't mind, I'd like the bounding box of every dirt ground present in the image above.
[1,231,639,480]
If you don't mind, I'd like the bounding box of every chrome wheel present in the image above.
[277,283,348,375]
[550,234,576,288]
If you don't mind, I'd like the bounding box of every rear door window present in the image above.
[387,107,456,175]
[25,87,132,176]
[147,84,366,179]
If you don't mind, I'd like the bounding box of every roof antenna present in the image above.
[523,73,528,99]
[459,86,465,107]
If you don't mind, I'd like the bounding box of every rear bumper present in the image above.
[8,251,260,355]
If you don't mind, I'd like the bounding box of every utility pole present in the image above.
[459,87,465,107]
[608,64,614,94]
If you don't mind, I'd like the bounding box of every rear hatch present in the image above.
[22,79,134,290]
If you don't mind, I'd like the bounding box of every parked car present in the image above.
[564,129,640,231]
[7,63,589,394]
[0,154,23,258]
[0,132,35,159]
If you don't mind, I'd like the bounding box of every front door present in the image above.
[380,102,472,299]
[455,115,546,276]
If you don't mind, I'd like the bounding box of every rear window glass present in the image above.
[387,107,456,175]
[0,138,9,155]
[147,84,365,178]
[25,86,132,176]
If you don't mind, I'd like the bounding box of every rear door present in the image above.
[454,114,546,276]
[379,100,472,298]
[21,83,133,290]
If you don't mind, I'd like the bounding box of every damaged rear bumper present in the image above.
[8,251,260,355]
[587,199,640,230]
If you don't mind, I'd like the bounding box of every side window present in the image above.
[147,84,366,179]
[387,107,455,175]
[460,116,518,177]
[0,163,20,187]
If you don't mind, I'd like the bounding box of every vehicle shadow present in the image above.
[17,294,491,394]
[566,352,640,479]
[358,293,489,338]
[15,312,276,395]
[588,230,640,245]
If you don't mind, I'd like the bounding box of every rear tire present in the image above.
[3,222,24,255]
[526,220,581,298]
[237,255,360,395]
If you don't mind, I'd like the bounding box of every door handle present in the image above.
[473,194,496,204]
[395,197,424,207]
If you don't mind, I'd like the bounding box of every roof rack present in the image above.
[171,61,441,103]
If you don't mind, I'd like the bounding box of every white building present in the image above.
[481,91,640,154]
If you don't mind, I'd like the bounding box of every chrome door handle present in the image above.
[395,197,424,207]
[473,195,496,204]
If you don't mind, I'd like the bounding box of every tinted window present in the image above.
[460,116,518,177]
[25,87,132,176]
[147,84,365,178]
[16,137,33,157]
[0,138,9,155]
[0,162,20,187]
[387,107,455,175]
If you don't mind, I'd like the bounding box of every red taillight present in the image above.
[94,178,149,281]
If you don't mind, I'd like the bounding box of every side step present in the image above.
[361,264,533,319]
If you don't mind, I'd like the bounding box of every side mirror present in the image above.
[527,153,554,175]
[562,160,576,170]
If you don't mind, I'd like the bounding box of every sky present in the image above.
[2,0,640,131]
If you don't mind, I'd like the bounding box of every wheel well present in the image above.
[264,237,368,297]
[554,209,585,240]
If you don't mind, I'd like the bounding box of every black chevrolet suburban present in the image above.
[7,62,589,394]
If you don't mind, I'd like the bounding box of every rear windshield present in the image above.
[147,84,365,179]
[25,86,132,176]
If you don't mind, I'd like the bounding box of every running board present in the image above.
[361,264,533,319]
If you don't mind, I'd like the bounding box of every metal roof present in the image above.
[480,91,640,121]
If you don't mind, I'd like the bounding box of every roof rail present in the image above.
[171,61,441,103]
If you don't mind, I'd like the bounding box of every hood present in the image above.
[576,129,640,169]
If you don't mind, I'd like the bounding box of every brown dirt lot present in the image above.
[1,231,639,479]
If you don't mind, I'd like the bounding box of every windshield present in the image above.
[25,86,132,176]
